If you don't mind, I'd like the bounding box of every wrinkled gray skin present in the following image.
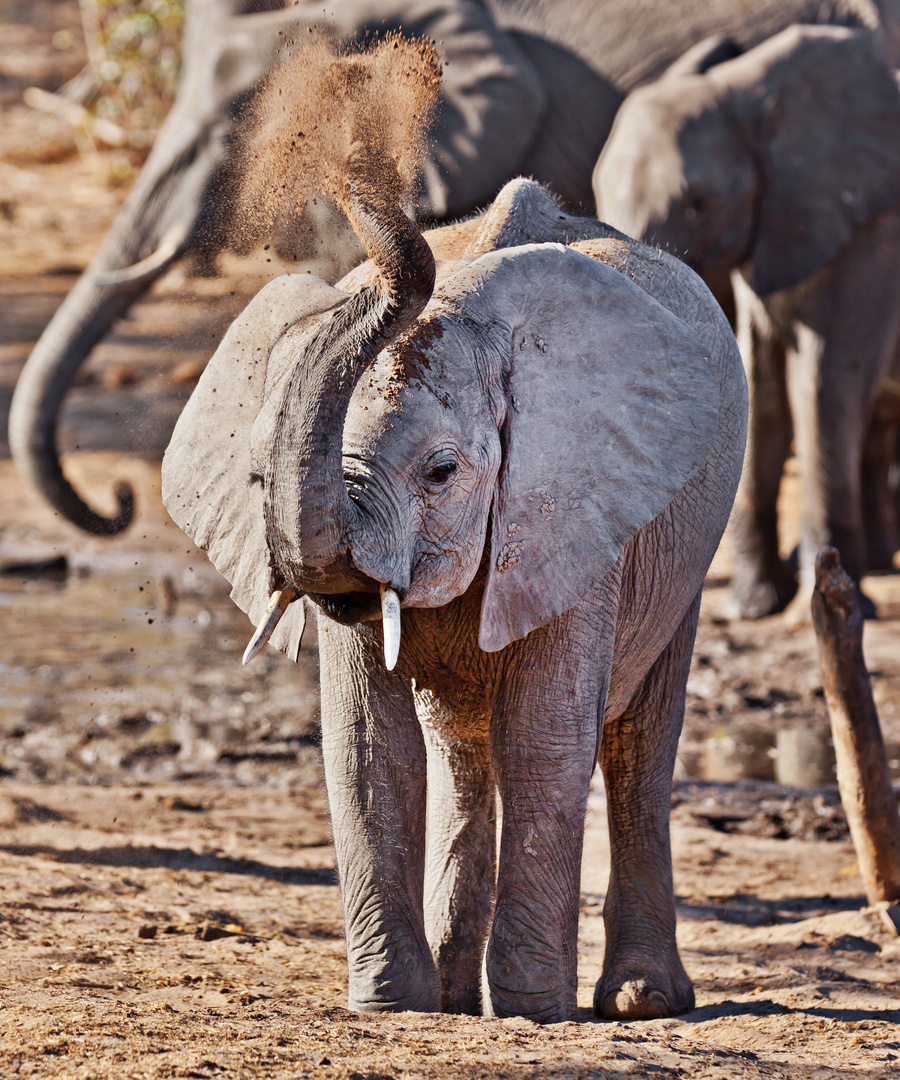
[595,26,900,623]
[162,177,747,1021]
[12,0,900,537]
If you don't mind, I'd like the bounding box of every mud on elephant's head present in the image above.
[594,26,900,296]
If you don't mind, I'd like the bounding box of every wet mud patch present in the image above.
[0,456,322,789]
[672,783,851,842]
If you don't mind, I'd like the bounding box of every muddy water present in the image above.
[0,255,324,791]
[0,554,322,789]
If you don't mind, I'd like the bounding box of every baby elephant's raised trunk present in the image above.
[263,170,436,591]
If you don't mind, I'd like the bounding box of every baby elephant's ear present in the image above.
[476,245,719,652]
[162,274,347,659]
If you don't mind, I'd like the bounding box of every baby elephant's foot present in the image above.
[348,989,440,1014]
[594,959,694,1021]
[347,964,440,1015]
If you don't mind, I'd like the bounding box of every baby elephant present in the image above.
[164,171,746,1021]
[595,26,900,623]
[163,36,745,1020]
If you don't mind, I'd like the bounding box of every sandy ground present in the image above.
[2,2,900,1076]
[1,772,899,1079]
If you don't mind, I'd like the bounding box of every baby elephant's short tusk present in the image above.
[381,586,401,671]
[242,587,296,666]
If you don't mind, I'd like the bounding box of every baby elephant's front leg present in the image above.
[318,620,439,1013]
[484,614,613,1022]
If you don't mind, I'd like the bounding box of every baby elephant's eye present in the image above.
[426,460,457,485]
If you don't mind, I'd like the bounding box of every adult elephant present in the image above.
[162,33,746,1018]
[11,0,900,536]
[595,26,900,624]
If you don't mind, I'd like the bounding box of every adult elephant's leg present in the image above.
[862,405,900,572]
[725,275,795,618]
[318,618,439,1013]
[786,321,868,615]
[418,693,495,1015]
[784,217,900,623]
[484,601,616,1023]
[595,592,700,1021]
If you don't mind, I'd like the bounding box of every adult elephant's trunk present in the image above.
[8,275,144,535]
[7,120,224,532]
[8,0,258,534]
[264,163,436,593]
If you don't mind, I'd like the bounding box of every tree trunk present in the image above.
[811,546,900,915]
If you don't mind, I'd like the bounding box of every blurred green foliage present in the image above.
[81,0,185,157]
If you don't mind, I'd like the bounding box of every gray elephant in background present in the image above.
[595,26,900,623]
[12,0,900,538]
[163,157,746,1019]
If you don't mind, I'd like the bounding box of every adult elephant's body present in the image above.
[594,26,900,622]
[12,0,900,535]
[487,0,900,87]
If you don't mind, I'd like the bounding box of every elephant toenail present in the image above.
[600,985,670,1021]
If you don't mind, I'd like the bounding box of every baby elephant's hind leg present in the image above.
[595,592,700,1020]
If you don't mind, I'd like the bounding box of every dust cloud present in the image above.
[237,31,442,247]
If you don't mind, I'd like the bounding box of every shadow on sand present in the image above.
[0,842,336,885]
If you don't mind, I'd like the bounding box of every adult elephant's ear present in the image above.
[749,27,900,297]
[474,245,719,653]
[162,273,348,660]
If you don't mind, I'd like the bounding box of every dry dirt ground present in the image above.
[2,3,900,1077]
